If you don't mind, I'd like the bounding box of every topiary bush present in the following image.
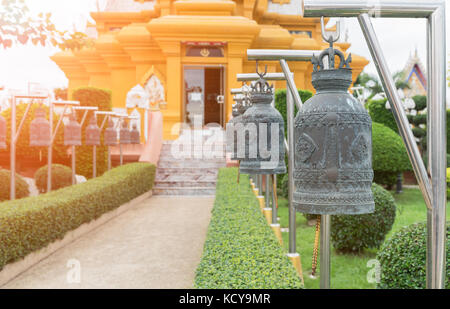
[377,222,450,289]
[330,183,396,253]
[275,89,313,132]
[195,167,303,289]
[0,162,155,270]
[72,87,112,179]
[34,164,72,193]
[372,122,411,187]
[0,169,30,202]
[367,98,398,134]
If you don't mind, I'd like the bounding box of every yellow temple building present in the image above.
[51,0,369,140]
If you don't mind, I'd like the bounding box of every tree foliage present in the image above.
[0,0,60,48]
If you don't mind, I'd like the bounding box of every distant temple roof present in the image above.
[402,48,427,94]
[103,0,155,12]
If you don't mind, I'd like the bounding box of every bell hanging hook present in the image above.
[320,16,340,46]
[255,61,267,78]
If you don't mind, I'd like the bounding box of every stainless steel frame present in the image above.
[245,0,447,289]
[301,0,446,290]
[10,94,48,200]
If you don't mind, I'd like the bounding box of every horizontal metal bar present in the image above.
[73,106,98,111]
[13,94,48,99]
[230,88,244,94]
[52,100,80,106]
[303,0,444,18]
[247,49,321,61]
[237,73,286,81]
[95,111,117,115]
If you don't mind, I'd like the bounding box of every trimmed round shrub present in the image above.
[0,169,30,201]
[34,164,72,193]
[372,122,411,187]
[367,98,398,134]
[377,222,449,289]
[331,183,396,253]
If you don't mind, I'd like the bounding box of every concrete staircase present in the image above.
[153,128,226,196]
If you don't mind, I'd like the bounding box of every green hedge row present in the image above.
[195,168,303,289]
[0,162,155,270]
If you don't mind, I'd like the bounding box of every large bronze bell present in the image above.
[130,123,140,144]
[64,113,81,146]
[293,43,374,215]
[85,115,100,146]
[239,73,286,175]
[0,114,6,149]
[104,119,117,146]
[30,106,51,147]
[119,120,131,144]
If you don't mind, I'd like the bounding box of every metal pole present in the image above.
[302,0,443,18]
[320,214,331,289]
[357,14,432,209]
[272,175,277,225]
[93,145,96,178]
[247,49,321,62]
[47,99,53,192]
[426,4,447,289]
[10,96,16,200]
[286,83,297,254]
[120,143,123,166]
[258,175,262,196]
[265,175,270,209]
[107,146,111,170]
[72,145,76,185]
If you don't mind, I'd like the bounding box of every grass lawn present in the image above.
[276,188,449,289]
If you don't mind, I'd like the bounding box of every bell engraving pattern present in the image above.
[64,113,82,146]
[130,123,140,144]
[0,114,6,149]
[85,115,100,146]
[104,119,118,146]
[119,120,131,144]
[293,44,374,215]
[239,74,286,175]
[30,106,51,147]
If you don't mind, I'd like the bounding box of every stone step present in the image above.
[158,157,226,164]
[157,161,226,168]
[160,145,226,153]
[152,186,216,196]
[154,180,216,188]
[155,174,218,182]
[156,167,219,175]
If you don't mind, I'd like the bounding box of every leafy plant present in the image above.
[372,122,411,187]
[34,164,72,193]
[377,222,449,289]
[0,162,155,270]
[367,99,398,134]
[195,168,303,289]
[0,0,61,49]
[71,87,112,179]
[331,183,396,253]
[0,169,29,202]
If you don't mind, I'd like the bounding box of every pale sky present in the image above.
[0,0,449,100]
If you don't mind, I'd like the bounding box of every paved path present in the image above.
[3,196,214,289]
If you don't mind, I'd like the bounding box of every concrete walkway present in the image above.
[2,196,214,289]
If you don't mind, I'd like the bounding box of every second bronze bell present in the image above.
[238,75,286,175]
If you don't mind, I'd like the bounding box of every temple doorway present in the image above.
[183,65,225,127]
